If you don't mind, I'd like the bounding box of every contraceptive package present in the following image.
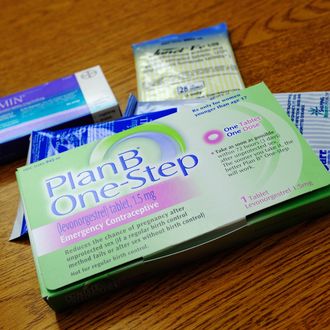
[5,22,330,311]
[133,23,244,101]
[16,84,330,310]
[10,109,176,240]
[0,66,121,164]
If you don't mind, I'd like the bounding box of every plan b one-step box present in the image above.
[0,66,121,164]
[17,83,330,311]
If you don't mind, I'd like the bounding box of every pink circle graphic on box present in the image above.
[203,130,224,144]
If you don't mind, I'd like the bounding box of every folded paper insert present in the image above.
[16,83,330,310]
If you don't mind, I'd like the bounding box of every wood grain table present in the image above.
[0,0,329,329]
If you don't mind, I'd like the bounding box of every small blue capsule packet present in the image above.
[10,108,177,240]
[124,92,330,171]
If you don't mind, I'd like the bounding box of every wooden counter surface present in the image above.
[0,0,329,328]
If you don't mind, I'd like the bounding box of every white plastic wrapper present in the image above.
[133,23,244,101]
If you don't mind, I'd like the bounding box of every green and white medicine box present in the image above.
[17,83,330,311]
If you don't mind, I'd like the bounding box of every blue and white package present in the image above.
[0,66,121,164]
[274,92,330,170]
[124,92,330,171]
[10,108,177,240]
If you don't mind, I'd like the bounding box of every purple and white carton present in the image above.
[0,65,121,163]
